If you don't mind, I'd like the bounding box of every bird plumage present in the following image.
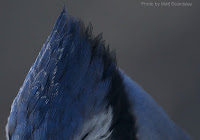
[6,8,190,140]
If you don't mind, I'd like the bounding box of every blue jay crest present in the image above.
[6,8,191,140]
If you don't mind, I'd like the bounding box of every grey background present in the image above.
[0,0,199,139]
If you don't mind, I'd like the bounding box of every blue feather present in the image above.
[6,8,191,140]
[6,8,113,140]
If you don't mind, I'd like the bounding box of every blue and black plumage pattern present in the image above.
[6,8,134,140]
[6,8,191,140]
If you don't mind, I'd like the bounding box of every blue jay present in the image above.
[6,8,191,140]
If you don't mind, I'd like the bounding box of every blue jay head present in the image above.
[6,8,190,140]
